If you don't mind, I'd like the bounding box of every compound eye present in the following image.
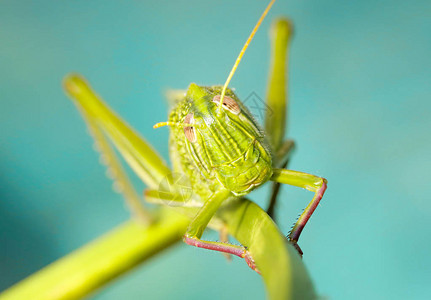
[184,113,197,143]
[212,95,241,115]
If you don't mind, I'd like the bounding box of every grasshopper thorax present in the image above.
[169,83,273,196]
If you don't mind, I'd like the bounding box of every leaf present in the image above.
[220,199,316,299]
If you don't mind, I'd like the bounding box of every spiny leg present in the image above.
[64,74,172,190]
[64,75,157,224]
[144,189,202,208]
[147,186,233,261]
[86,114,154,224]
[219,224,232,261]
[263,19,294,218]
[271,169,327,255]
[146,187,260,273]
[183,189,260,272]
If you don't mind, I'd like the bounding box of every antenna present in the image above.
[218,0,276,114]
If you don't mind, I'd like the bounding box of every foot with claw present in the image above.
[184,235,260,274]
[242,250,260,274]
[289,240,304,257]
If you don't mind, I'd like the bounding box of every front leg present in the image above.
[271,169,327,255]
[182,188,261,273]
[144,186,260,272]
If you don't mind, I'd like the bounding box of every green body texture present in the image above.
[169,84,273,199]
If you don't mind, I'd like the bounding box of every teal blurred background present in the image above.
[1,0,430,299]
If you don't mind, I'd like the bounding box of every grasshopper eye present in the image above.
[184,113,197,143]
[212,95,241,115]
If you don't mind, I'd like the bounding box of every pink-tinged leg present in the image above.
[271,168,328,256]
[183,188,260,273]
[289,181,327,243]
[183,236,260,274]
[219,225,232,261]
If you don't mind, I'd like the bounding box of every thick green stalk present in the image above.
[0,210,189,300]
[220,199,316,300]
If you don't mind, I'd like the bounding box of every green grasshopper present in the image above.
[64,0,327,274]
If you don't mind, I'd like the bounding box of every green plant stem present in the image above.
[220,199,316,300]
[0,209,189,300]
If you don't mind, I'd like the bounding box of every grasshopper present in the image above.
[64,0,327,274]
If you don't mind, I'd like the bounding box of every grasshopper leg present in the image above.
[263,19,293,220]
[271,169,327,256]
[183,237,259,273]
[145,187,260,273]
[266,139,295,218]
[183,189,260,273]
[64,75,158,225]
[219,224,232,261]
[144,187,260,272]
[144,189,203,208]
[274,139,295,167]
[264,19,292,151]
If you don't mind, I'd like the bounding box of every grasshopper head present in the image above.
[177,83,273,196]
